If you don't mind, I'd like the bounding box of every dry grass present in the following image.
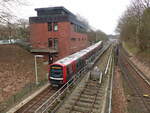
[0,44,48,102]
[123,42,150,65]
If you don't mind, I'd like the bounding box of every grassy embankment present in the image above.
[122,41,150,65]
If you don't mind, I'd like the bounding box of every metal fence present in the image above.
[0,79,48,113]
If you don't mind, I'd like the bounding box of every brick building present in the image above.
[29,7,89,63]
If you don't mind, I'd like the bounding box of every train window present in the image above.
[50,65,63,78]
[48,22,52,31]
[54,22,58,31]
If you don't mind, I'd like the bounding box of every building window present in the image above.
[48,22,52,31]
[48,38,53,47]
[54,23,58,31]
[71,38,76,41]
[73,24,86,33]
[54,38,58,49]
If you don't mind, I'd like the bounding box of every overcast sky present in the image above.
[16,0,131,34]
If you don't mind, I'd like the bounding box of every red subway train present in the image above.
[49,41,103,86]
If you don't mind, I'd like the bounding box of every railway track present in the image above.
[118,47,150,113]
[10,44,111,113]
[14,86,58,113]
[64,80,104,113]
[54,45,114,113]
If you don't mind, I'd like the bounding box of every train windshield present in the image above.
[50,65,63,78]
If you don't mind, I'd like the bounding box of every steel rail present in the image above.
[89,85,100,113]
[108,48,114,113]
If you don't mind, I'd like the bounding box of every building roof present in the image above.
[29,6,87,29]
[35,6,76,18]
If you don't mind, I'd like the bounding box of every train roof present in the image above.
[54,41,102,65]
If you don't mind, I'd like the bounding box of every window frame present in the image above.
[48,38,53,47]
[53,22,58,32]
[48,22,52,31]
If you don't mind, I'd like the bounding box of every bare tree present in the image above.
[76,13,91,30]
[0,0,26,24]
[16,19,29,39]
[116,0,150,52]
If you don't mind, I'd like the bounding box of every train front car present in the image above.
[49,41,103,86]
[49,64,66,86]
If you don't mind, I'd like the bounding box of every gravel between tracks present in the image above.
[112,66,127,113]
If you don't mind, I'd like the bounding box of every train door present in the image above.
[72,61,76,73]
[66,64,73,81]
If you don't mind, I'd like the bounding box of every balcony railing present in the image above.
[30,42,58,53]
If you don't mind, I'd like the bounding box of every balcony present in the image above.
[30,48,58,54]
[30,42,58,54]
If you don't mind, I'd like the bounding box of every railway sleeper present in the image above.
[69,101,99,109]
[66,105,93,113]
[80,94,102,101]
[84,88,100,92]
[85,86,100,89]
[80,94,97,99]
[82,91,98,95]
[76,88,100,94]
[86,80,100,83]
[72,94,102,100]
[74,90,104,98]
[85,82,99,85]
[71,98,100,104]
[69,111,84,113]
[82,91,100,96]
[72,93,102,100]
[85,84,100,88]
[84,89,104,94]
[91,108,102,113]
[86,84,104,89]
[28,109,35,112]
